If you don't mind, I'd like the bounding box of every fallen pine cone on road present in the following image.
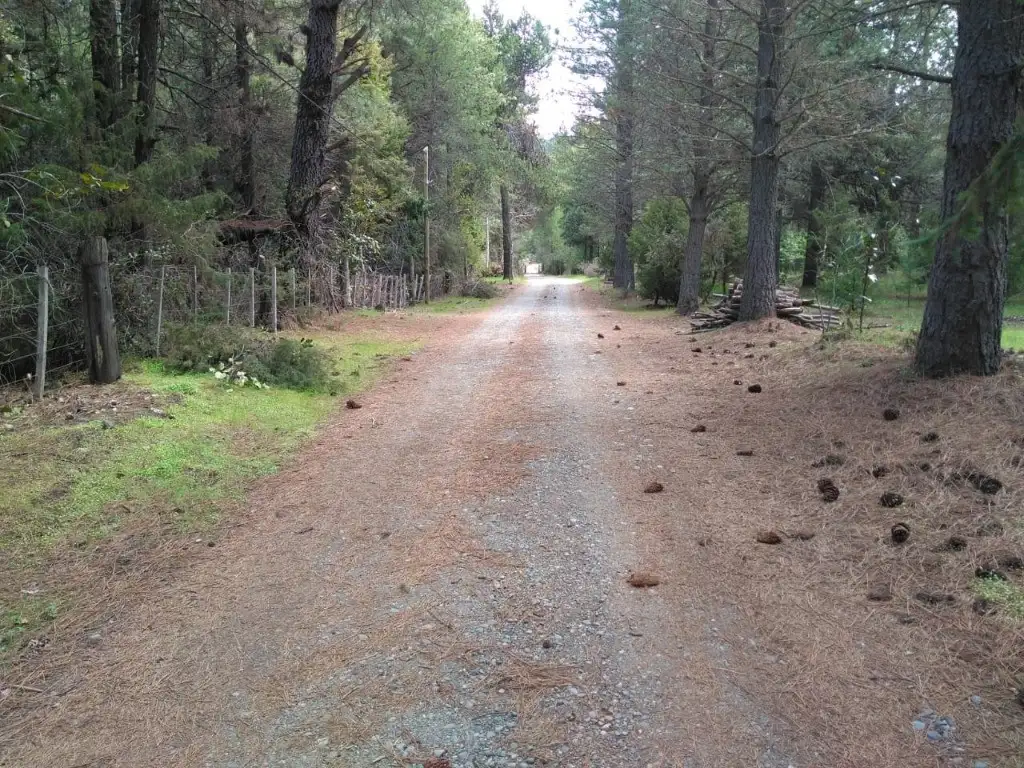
[880,491,904,508]
[627,572,660,588]
[890,522,910,544]
[345,399,363,410]
[818,478,840,502]
[756,531,782,545]
[643,481,664,494]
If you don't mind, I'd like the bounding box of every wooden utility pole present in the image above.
[424,145,431,304]
[79,237,122,383]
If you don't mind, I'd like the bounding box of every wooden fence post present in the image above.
[271,266,278,335]
[249,267,255,328]
[34,264,48,398]
[193,264,199,323]
[290,267,296,310]
[79,237,122,383]
[155,265,165,355]
[226,268,232,324]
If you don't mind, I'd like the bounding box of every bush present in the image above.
[460,280,499,299]
[630,198,687,305]
[162,324,332,391]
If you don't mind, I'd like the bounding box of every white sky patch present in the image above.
[466,0,585,137]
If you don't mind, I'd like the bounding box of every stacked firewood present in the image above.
[689,281,842,331]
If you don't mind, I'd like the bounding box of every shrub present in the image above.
[630,198,687,305]
[162,324,332,392]
[246,337,331,392]
[460,280,499,299]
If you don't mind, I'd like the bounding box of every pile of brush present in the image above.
[690,281,842,331]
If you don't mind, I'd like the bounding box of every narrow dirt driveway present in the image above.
[2,277,1009,768]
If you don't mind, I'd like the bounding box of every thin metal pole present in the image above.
[155,266,165,356]
[34,264,48,398]
[249,267,255,328]
[226,268,232,324]
[290,267,296,310]
[193,265,199,322]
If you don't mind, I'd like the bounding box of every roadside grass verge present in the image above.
[0,333,415,658]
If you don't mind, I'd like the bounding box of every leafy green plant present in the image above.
[163,326,331,392]
[630,198,687,305]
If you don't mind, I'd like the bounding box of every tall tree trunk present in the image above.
[678,183,710,314]
[120,0,140,98]
[89,0,120,131]
[286,0,343,268]
[677,0,720,314]
[739,0,785,321]
[500,183,513,280]
[235,20,257,213]
[611,0,635,293]
[802,161,826,288]
[915,0,1024,376]
[133,0,160,166]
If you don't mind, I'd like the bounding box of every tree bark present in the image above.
[286,0,343,268]
[802,161,826,287]
[89,0,120,131]
[915,0,1024,376]
[120,0,140,98]
[678,184,709,314]
[612,0,635,293]
[739,0,785,321]
[133,0,160,166]
[501,183,513,280]
[677,0,720,315]
[235,20,257,213]
[79,237,122,384]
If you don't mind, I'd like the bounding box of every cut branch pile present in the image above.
[690,282,842,331]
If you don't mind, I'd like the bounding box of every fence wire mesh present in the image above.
[1,261,447,392]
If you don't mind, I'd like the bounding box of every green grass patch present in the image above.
[823,294,1024,351]
[1,332,415,657]
[412,295,496,314]
[973,577,1024,619]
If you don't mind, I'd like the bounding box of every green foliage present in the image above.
[162,325,332,392]
[460,280,500,299]
[630,198,687,304]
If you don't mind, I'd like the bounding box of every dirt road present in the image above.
[2,277,1017,767]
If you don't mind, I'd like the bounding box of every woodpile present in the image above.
[690,281,842,331]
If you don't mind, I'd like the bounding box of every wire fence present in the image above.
[1,260,451,394]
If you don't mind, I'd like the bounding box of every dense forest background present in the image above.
[0,0,1021,378]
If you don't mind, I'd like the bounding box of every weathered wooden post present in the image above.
[290,267,296,311]
[271,266,278,335]
[249,267,256,328]
[34,264,48,398]
[155,265,165,355]
[79,236,122,383]
[226,268,232,324]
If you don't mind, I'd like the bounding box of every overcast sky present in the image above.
[465,0,585,137]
